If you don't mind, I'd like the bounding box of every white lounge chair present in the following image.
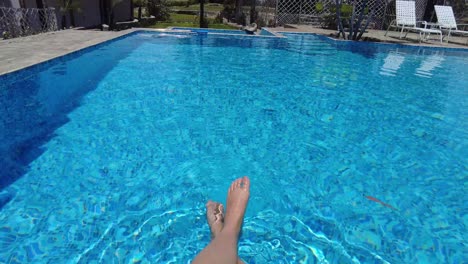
[385,0,442,43]
[434,5,468,43]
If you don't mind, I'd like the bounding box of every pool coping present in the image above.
[0,28,141,76]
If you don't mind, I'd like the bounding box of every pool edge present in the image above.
[0,28,145,77]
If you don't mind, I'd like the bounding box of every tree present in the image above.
[59,0,81,29]
[200,0,208,28]
[335,0,375,41]
[99,0,124,30]
[134,0,146,20]
[146,0,170,21]
[235,0,244,24]
[220,0,236,22]
[249,0,257,24]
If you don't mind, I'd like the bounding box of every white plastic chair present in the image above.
[385,0,442,43]
[434,5,468,43]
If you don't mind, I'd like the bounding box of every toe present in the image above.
[235,178,242,188]
[218,203,224,214]
[241,176,250,190]
[206,201,222,217]
[229,179,238,192]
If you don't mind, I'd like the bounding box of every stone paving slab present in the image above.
[273,25,468,49]
[0,29,138,76]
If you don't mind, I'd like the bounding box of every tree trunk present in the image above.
[61,0,67,29]
[200,0,206,28]
[235,0,243,24]
[100,0,108,25]
[36,0,46,29]
[250,0,256,24]
[61,14,67,29]
[68,0,75,27]
[335,0,345,39]
[138,7,142,19]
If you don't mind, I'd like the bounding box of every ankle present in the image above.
[220,224,240,236]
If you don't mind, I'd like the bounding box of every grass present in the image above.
[146,12,238,30]
[170,3,223,12]
[170,13,199,23]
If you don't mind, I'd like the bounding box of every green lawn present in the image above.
[171,3,223,12]
[146,12,238,29]
[170,13,199,23]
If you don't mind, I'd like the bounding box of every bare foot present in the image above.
[206,201,224,238]
[223,176,250,234]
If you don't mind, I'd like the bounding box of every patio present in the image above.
[0,29,137,75]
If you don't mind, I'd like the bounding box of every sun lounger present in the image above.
[385,0,442,43]
[434,5,468,43]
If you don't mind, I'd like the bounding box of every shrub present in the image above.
[2,31,11,39]
[146,0,171,21]
[220,0,235,22]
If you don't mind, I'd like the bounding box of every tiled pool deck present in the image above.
[0,26,466,76]
[0,29,138,75]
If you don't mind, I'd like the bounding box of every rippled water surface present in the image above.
[0,32,467,263]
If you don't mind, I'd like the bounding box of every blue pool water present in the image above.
[0,31,467,263]
[172,27,248,35]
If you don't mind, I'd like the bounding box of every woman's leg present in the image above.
[192,177,250,264]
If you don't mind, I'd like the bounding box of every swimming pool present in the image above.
[0,31,466,263]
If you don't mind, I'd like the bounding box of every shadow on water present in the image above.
[338,41,380,58]
[0,33,143,203]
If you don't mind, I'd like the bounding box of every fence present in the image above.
[0,7,58,39]
[254,0,277,27]
[275,0,429,29]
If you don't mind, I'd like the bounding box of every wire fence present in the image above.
[0,7,58,39]
[254,0,277,26]
[275,0,430,29]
